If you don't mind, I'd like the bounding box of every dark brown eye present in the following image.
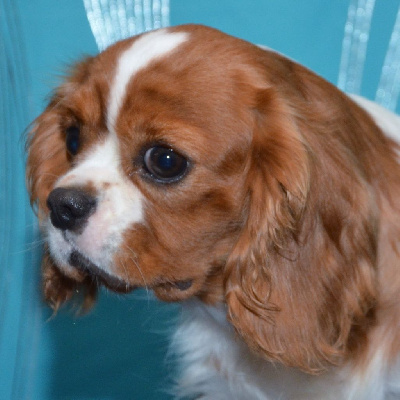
[143,146,188,183]
[65,125,80,156]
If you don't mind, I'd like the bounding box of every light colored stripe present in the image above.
[161,0,170,27]
[143,0,153,32]
[375,5,400,111]
[338,0,375,94]
[116,0,129,39]
[152,0,162,29]
[134,0,144,33]
[107,29,188,130]
[83,0,109,51]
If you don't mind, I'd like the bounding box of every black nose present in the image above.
[47,187,97,232]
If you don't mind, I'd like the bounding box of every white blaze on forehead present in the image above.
[107,29,189,130]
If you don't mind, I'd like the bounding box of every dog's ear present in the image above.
[224,88,378,372]
[26,63,98,313]
[27,115,98,312]
[42,250,97,313]
[26,57,95,219]
[26,100,69,220]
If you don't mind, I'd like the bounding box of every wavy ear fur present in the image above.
[42,250,97,313]
[224,87,378,373]
[26,65,98,312]
[26,57,95,219]
[26,105,68,220]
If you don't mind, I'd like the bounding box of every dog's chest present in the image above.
[172,301,321,399]
[171,300,400,400]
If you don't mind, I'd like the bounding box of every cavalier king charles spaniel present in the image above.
[26,25,400,399]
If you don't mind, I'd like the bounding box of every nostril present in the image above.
[47,187,97,231]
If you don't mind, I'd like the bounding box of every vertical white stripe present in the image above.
[107,29,188,130]
[338,0,375,94]
[83,0,108,51]
[375,5,400,111]
[161,0,170,27]
[152,0,162,29]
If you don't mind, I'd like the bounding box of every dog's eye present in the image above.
[65,125,80,156]
[143,146,188,183]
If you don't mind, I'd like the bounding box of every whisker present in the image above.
[13,238,46,255]
[119,258,133,293]
[39,172,62,180]
[125,245,150,294]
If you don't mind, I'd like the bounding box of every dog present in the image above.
[26,24,400,399]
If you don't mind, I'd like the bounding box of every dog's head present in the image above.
[27,24,387,372]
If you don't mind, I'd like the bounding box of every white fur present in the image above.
[172,301,305,400]
[48,134,143,276]
[351,95,400,146]
[107,29,188,130]
[171,97,400,400]
[172,300,400,400]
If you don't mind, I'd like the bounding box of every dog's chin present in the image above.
[68,251,135,293]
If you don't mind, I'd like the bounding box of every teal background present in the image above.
[1,1,400,399]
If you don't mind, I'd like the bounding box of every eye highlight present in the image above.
[143,146,188,183]
[65,125,80,156]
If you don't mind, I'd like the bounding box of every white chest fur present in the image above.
[172,300,400,400]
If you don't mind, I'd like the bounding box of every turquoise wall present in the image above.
[1,1,400,399]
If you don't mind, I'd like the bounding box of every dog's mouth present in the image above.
[68,250,194,296]
[69,251,134,293]
[156,279,193,292]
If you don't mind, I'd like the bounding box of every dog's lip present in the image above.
[155,279,193,291]
[69,251,134,293]
[68,251,194,294]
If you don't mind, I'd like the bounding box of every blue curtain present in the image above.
[0,1,41,398]
[1,1,400,399]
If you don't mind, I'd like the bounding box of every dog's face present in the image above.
[27,24,384,372]
[27,26,263,302]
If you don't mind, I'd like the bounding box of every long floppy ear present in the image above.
[26,92,97,312]
[26,102,69,219]
[42,249,97,313]
[224,88,378,373]
[26,57,95,218]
